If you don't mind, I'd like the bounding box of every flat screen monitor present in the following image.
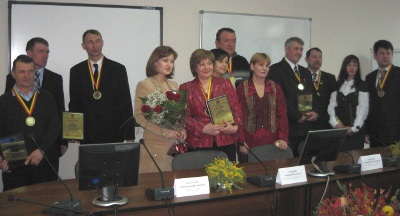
[78,142,140,191]
[299,128,347,177]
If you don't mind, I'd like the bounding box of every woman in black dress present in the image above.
[327,55,369,151]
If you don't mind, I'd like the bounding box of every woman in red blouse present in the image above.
[179,49,242,161]
[236,53,289,158]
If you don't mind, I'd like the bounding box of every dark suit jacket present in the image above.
[366,65,400,145]
[311,71,336,130]
[69,57,135,144]
[5,68,66,157]
[268,58,314,137]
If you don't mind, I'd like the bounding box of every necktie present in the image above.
[294,66,299,77]
[378,69,386,84]
[34,71,40,89]
[93,63,99,81]
[312,73,317,84]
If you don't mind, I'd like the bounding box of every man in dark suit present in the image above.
[305,48,336,130]
[69,29,135,144]
[5,38,66,172]
[0,55,60,191]
[268,37,317,156]
[366,40,400,147]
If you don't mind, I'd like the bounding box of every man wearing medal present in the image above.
[366,40,400,147]
[268,37,317,157]
[305,48,336,130]
[0,55,61,191]
[215,28,250,86]
[69,29,135,144]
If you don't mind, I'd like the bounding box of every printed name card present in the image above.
[174,176,210,198]
[276,165,307,185]
[358,154,383,171]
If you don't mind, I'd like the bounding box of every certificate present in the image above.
[297,94,313,114]
[62,112,84,140]
[206,95,235,126]
[0,133,27,163]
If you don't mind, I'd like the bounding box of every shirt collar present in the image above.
[12,85,37,101]
[284,57,297,70]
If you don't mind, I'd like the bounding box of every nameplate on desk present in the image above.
[174,176,210,198]
[358,154,383,171]
[276,165,307,185]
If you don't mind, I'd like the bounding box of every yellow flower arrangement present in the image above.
[205,157,246,193]
[390,141,400,161]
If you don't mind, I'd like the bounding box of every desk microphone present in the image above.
[368,134,398,167]
[239,143,276,187]
[333,151,361,174]
[27,133,82,215]
[139,139,174,200]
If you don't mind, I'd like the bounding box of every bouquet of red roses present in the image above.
[140,90,194,156]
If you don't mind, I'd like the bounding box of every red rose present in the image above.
[153,105,163,113]
[173,93,180,102]
[166,91,174,100]
[141,105,151,113]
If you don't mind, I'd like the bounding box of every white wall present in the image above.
[1,0,400,189]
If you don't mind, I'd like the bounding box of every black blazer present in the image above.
[365,65,400,145]
[268,58,314,137]
[69,57,135,144]
[311,71,336,130]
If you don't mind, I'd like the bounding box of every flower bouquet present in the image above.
[140,90,194,156]
[315,180,400,216]
[390,141,400,163]
[205,157,246,193]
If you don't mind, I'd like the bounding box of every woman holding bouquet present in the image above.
[179,49,242,161]
[134,46,186,173]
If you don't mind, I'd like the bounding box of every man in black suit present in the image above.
[0,55,60,191]
[268,37,317,156]
[5,38,66,172]
[305,48,336,130]
[69,29,135,144]
[366,40,400,147]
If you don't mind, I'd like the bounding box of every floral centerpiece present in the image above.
[140,90,194,156]
[390,141,400,161]
[315,180,400,216]
[205,157,246,193]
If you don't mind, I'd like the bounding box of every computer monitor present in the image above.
[299,128,347,177]
[78,142,140,191]
[222,69,250,87]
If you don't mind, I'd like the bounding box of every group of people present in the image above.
[0,27,399,192]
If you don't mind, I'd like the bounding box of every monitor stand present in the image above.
[307,160,335,177]
[92,185,128,207]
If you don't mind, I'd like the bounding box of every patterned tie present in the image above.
[294,66,299,77]
[312,73,318,84]
[93,63,99,81]
[34,71,41,89]
[378,69,386,85]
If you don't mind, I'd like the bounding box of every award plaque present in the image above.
[298,93,313,114]
[0,133,28,163]
[62,112,84,140]
[206,95,235,126]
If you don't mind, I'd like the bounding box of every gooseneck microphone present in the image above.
[368,135,398,167]
[239,143,276,187]
[27,133,83,215]
[139,139,174,200]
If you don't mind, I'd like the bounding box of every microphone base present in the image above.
[246,176,276,187]
[333,164,361,174]
[145,187,174,200]
[383,157,398,167]
[42,199,82,215]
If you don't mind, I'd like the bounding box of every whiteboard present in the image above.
[200,11,311,66]
[371,49,400,71]
[9,2,162,108]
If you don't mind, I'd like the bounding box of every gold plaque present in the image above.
[298,93,313,114]
[62,112,84,140]
[206,95,235,126]
[0,133,28,163]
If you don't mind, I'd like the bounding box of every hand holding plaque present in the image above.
[206,95,235,126]
[298,93,313,114]
[62,112,84,140]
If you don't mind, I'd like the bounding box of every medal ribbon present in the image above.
[12,87,38,117]
[313,72,321,91]
[293,67,301,84]
[378,64,391,90]
[87,58,103,91]
[199,77,212,100]
[228,58,233,77]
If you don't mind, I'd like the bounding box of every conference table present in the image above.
[1,147,399,216]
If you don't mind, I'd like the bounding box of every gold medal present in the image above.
[93,91,102,100]
[378,90,385,97]
[298,83,304,90]
[26,117,35,126]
